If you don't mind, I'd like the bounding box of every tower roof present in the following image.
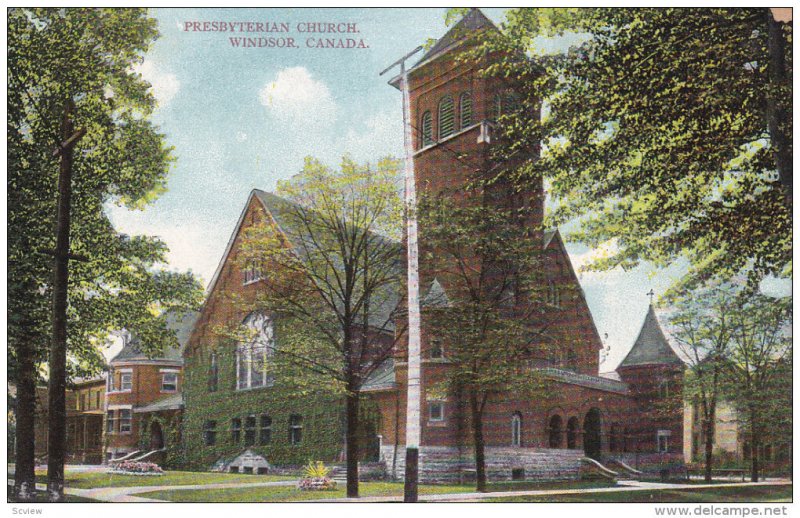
[388,8,498,89]
[618,305,683,368]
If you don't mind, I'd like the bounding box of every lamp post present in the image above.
[380,45,423,502]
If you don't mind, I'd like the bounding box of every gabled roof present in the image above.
[362,358,396,392]
[110,310,199,364]
[207,189,402,332]
[619,305,683,368]
[421,278,450,308]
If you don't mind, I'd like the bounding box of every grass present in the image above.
[137,479,616,502]
[27,467,294,489]
[486,484,793,503]
[7,489,104,503]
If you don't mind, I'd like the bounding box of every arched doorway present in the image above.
[150,421,164,450]
[566,417,579,449]
[583,408,602,460]
[548,415,563,448]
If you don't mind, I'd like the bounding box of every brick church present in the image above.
[179,9,685,481]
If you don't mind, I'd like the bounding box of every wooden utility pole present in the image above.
[381,45,423,503]
[47,98,85,502]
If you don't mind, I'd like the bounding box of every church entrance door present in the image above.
[150,421,165,450]
[583,408,602,460]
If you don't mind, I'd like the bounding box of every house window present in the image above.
[438,95,455,139]
[243,259,264,285]
[95,391,100,409]
[511,412,522,447]
[161,371,178,392]
[421,111,433,147]
[231,418,242,443]
[236,313,274,390]
[209,352,218,392]
[244,415,256,446]
[289,415,303,445]
[120,371,132,392]
[659,381,671,398]
[428,401,444,422]
[106,410,115,433]
[259,415,272,445]
[203,420,217,446]
[657,430,671,453]
[81,394,87,411]
[429,339,443,359]
[119,409,132,434]
[459,92,472,129]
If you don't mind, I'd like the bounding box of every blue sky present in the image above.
[106,7,788,371]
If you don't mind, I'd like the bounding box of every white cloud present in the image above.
[258,67,337,124]
[133,59,180,107]
[338,108,403,160]
[236,131,248,142]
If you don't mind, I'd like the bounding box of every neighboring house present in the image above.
[29,378,106,464]
[179,9,686,482]
[104,311,198,461]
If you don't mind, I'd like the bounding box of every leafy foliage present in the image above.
[477,8,792,293]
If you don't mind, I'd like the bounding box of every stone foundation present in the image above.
[380,445,584,483]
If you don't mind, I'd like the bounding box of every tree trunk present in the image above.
[703,417,714,482]
[345,388,360,498]
[766,8,792,205]
[47,100,76,502]
[13,339,37,502]
[469,393,487,492]
[749,414,760,482]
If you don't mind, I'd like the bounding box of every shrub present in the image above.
[109,461,164,476]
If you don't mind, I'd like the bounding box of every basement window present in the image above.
[429,402,445,422]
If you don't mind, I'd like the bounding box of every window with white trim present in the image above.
[243,259,264,285]
[161,371,178,392]
[120,371,132,392]
[260,415,272,445]
[459,92,473,129]
[236,313,274,390]
[289,415,303,445]
[231,418,242,443]
[203,420,217,446]
[421,111,433,147]
[511,412,523,447]
[244,415,256,446]
[107,372,115,392]
[428,401,444,422]
[209,352,218,392]
[119,409,132,434]
[106,410,115,433]
[657,430,671,453]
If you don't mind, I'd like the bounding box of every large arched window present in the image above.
[511,411,523,447]
[567,417,580,449]
[420,111,433,147]
[459,92,473,129]
[438,96,455,139]
[236,312,275,390]
[548,415,563,448]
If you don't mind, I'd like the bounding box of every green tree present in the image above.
[478,8,791,293]
[723,293,791,482]
[8,8,203,501]
[667,284,737,481]
[418,193,551,492]
[235,156,403,498]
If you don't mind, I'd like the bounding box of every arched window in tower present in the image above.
[236,312,275,390]
[459,92,473,129]
[493,93,503,119]
[511,411,523,447]
[438,95,455,139]
[421,111,433,147]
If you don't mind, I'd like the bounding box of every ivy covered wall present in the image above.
[180,342,344,470]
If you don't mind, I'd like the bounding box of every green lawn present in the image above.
[486,484,793,503]
[29,468,294,489]
[138,479,616,502]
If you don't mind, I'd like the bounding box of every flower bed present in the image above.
[109,461,164,476]
[297,477,337,491]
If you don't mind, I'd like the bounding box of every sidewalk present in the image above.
[304,479,794,503]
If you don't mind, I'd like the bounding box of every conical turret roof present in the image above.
[619,305,683,368]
